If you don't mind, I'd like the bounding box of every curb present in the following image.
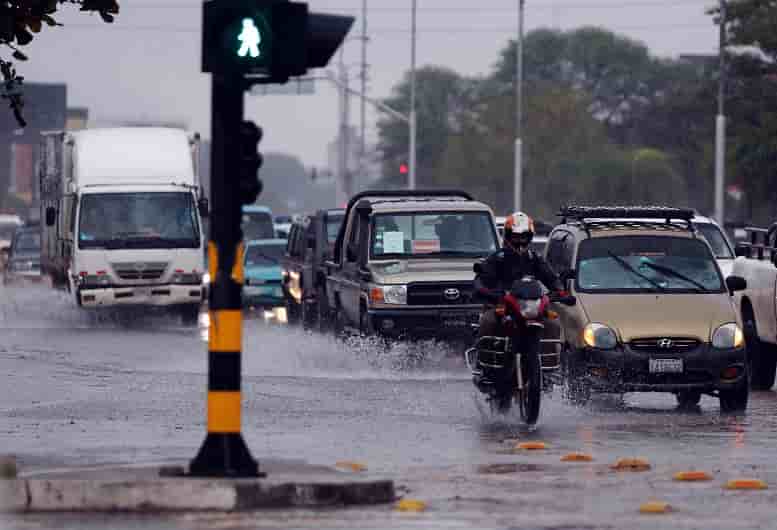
[0,478,395,513]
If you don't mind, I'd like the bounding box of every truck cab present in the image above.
[325,190,499,342]
[39,127,206,323]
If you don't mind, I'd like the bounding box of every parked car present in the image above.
[243,239,286,309]
[3,223,42,285]
[274,215,293,240]
[548,206,749,412]
[282,208,345,328]
[0,214,23,270]
[732,223,777,390]
[325,190,499,344]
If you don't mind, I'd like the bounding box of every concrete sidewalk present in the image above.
[0,457,395,513]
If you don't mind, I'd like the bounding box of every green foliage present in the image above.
[0,0,119,125]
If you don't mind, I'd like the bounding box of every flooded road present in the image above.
[1,284,776,529]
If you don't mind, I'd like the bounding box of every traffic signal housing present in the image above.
[238,121,264,205]
[202,0,354,81]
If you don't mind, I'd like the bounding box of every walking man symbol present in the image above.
[237,18,261,58]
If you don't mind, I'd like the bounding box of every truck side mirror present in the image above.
[734,244,749,258]
[725,275,747,294]
[45,207,56,227]
[198,198,210,218]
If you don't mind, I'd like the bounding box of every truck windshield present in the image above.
[371,211,498,259]
[577,236,724,293]
[78,192,200,249]
[243,211,275,241]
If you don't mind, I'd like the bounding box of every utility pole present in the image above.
[514,0,525,212]
[714,0,727,226]
[359,0,368,194]
[337,51,351,205]
[408,0,417,190]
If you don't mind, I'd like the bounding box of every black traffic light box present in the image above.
[202,0,354,80]
[238,120,264,205]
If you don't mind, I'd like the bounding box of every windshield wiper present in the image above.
[641,262,709,291]
[607,251,667,291]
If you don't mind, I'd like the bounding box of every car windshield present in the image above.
[0,222,19,240]
[577,236,724,293]
[243,211,275,241]
[695,223,734,259]
[327,214,344,244]
[78,192,200,249]
[245,243,285,266]
[14,231,40,252]
[371,211,498,258]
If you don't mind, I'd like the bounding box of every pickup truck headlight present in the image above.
[369,284,407,305]
[712,323,744,349]
[582,323,618,349]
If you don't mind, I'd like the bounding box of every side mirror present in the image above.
[734,244,749,258]
[473,261,485,274]
[198,198,210,218]
[346,243,359,262]
[45,207,56,227]
[725,275,747,294]
[307,236,315,250]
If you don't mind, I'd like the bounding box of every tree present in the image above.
[376,66,476,188]
[0,0,119,125]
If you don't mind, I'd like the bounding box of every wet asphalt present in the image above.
[1,284,776,529]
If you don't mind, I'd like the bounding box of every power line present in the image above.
[127,1,711,10]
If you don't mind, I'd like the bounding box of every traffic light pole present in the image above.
[189,74,260,478]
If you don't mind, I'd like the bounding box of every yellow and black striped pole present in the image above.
[189,73,261,477]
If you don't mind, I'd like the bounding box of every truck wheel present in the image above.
[180,304,200,326]
[285,299,300,326]
[316,287,330,333]
[676,391,701,409]
[743,310,776,390]
[720,381,749,413]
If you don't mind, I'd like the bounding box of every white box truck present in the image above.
[39,127,207,323]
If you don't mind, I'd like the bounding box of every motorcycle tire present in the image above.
[519,329,542,425]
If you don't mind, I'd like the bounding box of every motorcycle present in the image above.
[465,276,576,424]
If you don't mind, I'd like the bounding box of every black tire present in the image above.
[316,287,330,333]
[332,304,346,337]
[743,306,777,390]
[720,381,749,413]
[676,390,702,409]
[285,298,301,326]
[519,331,542,425]
[301,296,316,330]
[180,304,200,326]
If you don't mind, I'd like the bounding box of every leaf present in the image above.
[14,27,33,46]
[27,18,42,34]
[12,50,28,61]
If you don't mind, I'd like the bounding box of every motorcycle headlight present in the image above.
[369,284,407,305]
[583,323,618,350]
[518,299,542,319]
[712,323,744,349]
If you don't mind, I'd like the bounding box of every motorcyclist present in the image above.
[474,212,564,340]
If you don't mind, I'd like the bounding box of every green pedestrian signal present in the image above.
[237,18,262,58]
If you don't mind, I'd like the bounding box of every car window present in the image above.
[547,231,572,273]
[695,223,734,259]
[577,236,724,293]
[245,243,285,266]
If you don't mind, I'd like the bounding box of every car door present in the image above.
[341,210,365,325]
[301,219,316,301]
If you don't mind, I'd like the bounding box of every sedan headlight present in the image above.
[582,323,618,349]
[369,284,407,305]
[712,323,744,349]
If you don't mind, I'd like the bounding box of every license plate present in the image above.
[441,312,477,328]
[649,358,683,374]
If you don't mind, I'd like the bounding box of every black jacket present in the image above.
[474,247,563,303]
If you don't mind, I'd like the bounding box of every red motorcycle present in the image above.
[466,277,576,424]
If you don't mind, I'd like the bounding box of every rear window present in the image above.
[245,243,285,266]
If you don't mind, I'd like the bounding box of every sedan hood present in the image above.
[577,292,737,343]
[368,259,476,284]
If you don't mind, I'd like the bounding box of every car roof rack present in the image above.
[331,189,474,264]
[558,206,696,237]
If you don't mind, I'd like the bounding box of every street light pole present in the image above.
[408,0,417,190]
[714,0,727,226]
[514,0,525,212]
[359,0,368,194]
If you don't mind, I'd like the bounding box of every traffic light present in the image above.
[399,163,408,175]
[202,0,354,80]
[238,121,264,204]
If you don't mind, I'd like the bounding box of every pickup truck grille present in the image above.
[112,262,168,281]
[630,337,700,353]
[407,281,475,306]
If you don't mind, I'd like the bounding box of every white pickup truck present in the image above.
[732,224,777,390]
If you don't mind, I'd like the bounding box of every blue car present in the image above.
[243,239,286,308]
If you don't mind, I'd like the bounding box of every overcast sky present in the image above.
[20,0,719,169]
